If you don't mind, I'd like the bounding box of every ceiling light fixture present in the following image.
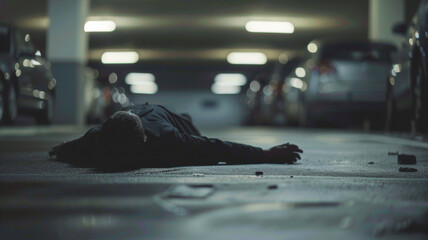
[101,51,139,64]
[245,21,294,34]
[227,52,267,65]
[125,73,155,85]
[214,73,247,86]
[130,83,158,94]
[211,84,241,94]
[84,20,116,32]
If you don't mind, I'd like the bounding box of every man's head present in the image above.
[99,110,146,161]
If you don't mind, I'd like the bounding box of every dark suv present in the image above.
[0,25,55,124]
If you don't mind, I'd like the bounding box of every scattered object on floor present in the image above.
[192,173,204,177]
[368,161,374,164]
[268,184,278,190]
[290,175,294,178]
[399,167,418,172]
[255,171,263,176]
[388,151,399,156]
[398,154,417,165]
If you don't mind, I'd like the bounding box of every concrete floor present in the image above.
[0,126,427,239]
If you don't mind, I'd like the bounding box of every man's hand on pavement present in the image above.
[264,143,303,164]
[49,142,65,157]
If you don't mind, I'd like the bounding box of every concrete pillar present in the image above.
[47,0,89,124]
[369,0,405,47]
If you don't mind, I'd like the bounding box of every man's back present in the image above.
[127,103,201,137]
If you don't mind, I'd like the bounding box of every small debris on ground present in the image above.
[388,151,399,156]
[255,171,263,176]
[268,184,278,190]
[368,161,374,164]
[398,154,417,165]
[290,175,294,178]
[399,167,418,172]
[192,173,204,177]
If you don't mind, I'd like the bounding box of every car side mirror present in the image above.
[392,22,407,36]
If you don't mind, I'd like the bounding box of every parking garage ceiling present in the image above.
[0,0,370,63]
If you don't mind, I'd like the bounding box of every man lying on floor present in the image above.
[49,103,303,170]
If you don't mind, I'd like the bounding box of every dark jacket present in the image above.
[58,103,265,168]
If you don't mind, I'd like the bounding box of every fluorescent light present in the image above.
[125,73,155,85]
[307,42,318,53]
[211,84,241,94]
[101,51,139,64]
[227,52,267,65]
[214,73,247,86]
[130,82,158,94]
[295,67,306,78]
[84,20,116,32]
[245,21,294,34]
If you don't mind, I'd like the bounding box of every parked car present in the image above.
[284,40,396,128]
[245,73,269,125]
[282,57,309,125]
[260,58,302,125]
[385,0,428,133]
[103,86,133,118]
[83,68,106,124]
[0,25,56,124]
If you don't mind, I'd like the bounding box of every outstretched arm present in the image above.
[49,126,102,161]
[164,129,302,165]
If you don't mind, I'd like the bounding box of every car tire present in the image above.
[35,92,54,125]
[2,82,18,124]
[412,62,428,133]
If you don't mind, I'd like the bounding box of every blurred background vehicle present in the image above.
[0,25,56,124]
[386,0,428,134]
[85,70,134,124]
[282,57,309,126]
[246,58,301,126]
[103,86,133,118]
[83,67,105,124]
[246,73,270,125]
[283,40,396,129]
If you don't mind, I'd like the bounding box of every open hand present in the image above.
[264,143,303,164]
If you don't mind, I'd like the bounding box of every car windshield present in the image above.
[321,42,395,62]
[0,27,10,53]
